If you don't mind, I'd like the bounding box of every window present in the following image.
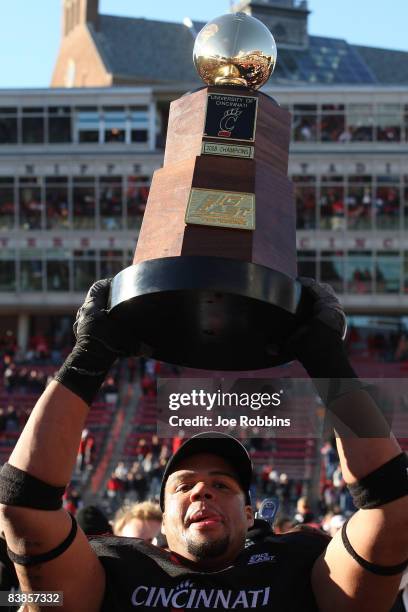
[100,176,122,230]
[0,177,15,230]
[404,251,408,294]
[348,104,374,142]
[0,250,16,291]
[404,104,408,142]
[73,177,96,229]
[403,175,408,229]
[0,107,17,144]
[76,107,99,143]
[294,183,316,229]
[103,107,126,143]
[376,104,401,142]
[19,178,43,230]
[46,250,71,291]
[100,250,123,278]
[346,176,372,231]
[297,250,317,278]
[375,178,400,230]
[45,177,70,229]
[22,107,45,144]
[73,250,97,291]
[20,249,44,291]
[130,106,149,143]
[48,106,72,143]
[346,251,373,294]
[320,251,345,293]
[293,105,318,142]
[320,104,345,142]
[126,176,150,229]
[375,252,400,294]
[319,178,345,231]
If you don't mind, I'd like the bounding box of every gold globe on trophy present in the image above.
[110,13,301,370]
[193,12,277,89]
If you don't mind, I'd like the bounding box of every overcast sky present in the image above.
[0,0,406,88]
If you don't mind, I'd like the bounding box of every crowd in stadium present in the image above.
[0,317,407,609]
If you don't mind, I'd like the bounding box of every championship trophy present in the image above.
[110,12,301,370]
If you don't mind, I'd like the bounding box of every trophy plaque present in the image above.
[110,12,301,370]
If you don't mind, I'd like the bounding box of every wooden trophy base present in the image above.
[110,86,300,369]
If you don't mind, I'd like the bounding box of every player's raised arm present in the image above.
[288,278,408,612]
[0,279,134,612]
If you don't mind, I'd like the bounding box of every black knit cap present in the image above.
[160,432,253,510]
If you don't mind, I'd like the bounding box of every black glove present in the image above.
[55,278,135,405]
[285,278,357,401]
[287,279,391,437]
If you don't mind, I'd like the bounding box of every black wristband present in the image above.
[7,514,77,567]
[341,517,408,576]
[0,464,65,511]
[55,337,116,405]
[348,453,408,509]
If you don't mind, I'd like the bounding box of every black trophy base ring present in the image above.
[109,256,301,370]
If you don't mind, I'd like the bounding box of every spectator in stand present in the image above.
[84,432,95,470]
[30,333,50,361]
[276,473,291,513]
[113,501,162,542]
[159,443,170,462]
[3,364,16,393]
[132,463,148,502]
[148,456,166,500]
[102,375,118,404]
[62,486,82,516]
[294,496,316,526]
[76,506,113,537]
[141,372,156,396]
[113,461,127,481]
[273,516,294,534]
[150,434,161,459]
[260,464,276,496]
[134,438,148,460]
[77,429,89,472]
[320,439,338,480]
[124,472,137,502]
[106,471,125,501]
[5,406,19,433]
[327,513,346,538]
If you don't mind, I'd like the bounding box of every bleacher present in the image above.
[122,397,162,459]
[121,394,320,481]
[0,365,118,466]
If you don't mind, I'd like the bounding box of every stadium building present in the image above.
[1,0,408,360]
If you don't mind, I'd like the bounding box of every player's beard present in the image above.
[186,535,230,559]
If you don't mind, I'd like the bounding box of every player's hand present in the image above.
[74,278,135,357]
[296,277,347,339]
[55,279,139,405]
[284,277,347,365]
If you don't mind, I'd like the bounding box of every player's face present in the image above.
[162,453,254,567]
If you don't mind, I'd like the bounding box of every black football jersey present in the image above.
[90,527,329,611]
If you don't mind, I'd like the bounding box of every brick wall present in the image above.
[51,23,111,87]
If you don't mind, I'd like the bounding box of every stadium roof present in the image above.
[90,15,408,87]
